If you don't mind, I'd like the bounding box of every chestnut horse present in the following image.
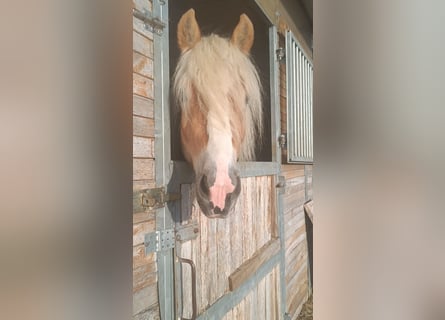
[173,9,262,218]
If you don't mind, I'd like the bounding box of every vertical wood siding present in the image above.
[176,176,276,318]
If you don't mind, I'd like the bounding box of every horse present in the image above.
[173,9,263,218]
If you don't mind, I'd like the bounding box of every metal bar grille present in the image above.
[286,31,313,163]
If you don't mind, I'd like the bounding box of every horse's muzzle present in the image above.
[196,174,241,218]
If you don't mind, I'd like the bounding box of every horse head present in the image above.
[173,9,262,218]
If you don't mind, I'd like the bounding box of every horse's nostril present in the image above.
[199,175,210,196]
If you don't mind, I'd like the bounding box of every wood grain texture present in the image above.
[133,211,156,225]
[133,116,155,137]
[133,94,154,119]
[133,31,153,59]
[281,165,305,179]
[132,0,152,13]
[133,158,155,181]
[228,238,280,291]
[133,245,155,269]
[133,304,160,320]
[133,52,154,79]
[133,73,154,99]
[133,284,158,315]
[133,16,154,40]
[133,136,154,158]
[133,180,156,192]
[257,276,266,319]
[133,220,156,246]
[133,264,157,292]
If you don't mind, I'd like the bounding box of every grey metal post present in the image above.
[153,0,175,319]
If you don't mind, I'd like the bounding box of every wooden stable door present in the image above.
[173,172,281,319]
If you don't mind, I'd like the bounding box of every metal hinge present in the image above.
[145,229,175,253]
[276,47,285,61]
[133,187,180,212]
[133,8,166,35]
[145,221,199,254]
[279,134,287,148]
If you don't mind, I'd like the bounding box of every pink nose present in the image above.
[209,175,235,210]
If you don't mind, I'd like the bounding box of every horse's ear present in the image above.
[177,9,201,52]
[231,14,254,54]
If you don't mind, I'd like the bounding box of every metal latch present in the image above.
[145,221,199,254]
[134,187,180,212]
[133,8,166,35]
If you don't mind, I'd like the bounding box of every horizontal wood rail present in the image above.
[228,238,281,291]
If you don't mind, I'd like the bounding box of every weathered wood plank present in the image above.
[178,184,193,317]
[228,238,280,291]
[284,209,305,239]
[133,31,153,58]
[133,94,154,119]
[133,245,155,269]
[133,16,154,40]
[287,261,308,304]
[133,136,154,158]
[257,276,266,320]
[208,219,218,304]
[304,200,314,222]
[132,303,160,320]
[287,279,308,318]
[132,0,152,13]
[219,213,231,295]
[198,196,208,313]
[133,115,155,137]
[281,165,305,180]
[133,180,156,192]
[221,309,233,320]
[231,194,243,271]
[285,225,306,256]
[244,290,252,320]
[284,176,305,189]
[133,220,156,246]
[133,52,154,79]
[271,266,279,320]
[233,295,244,320]
[133,211,156,224]
[182,240,193,318]
[286,245,307,284]
[133,265,157,292]
[133,284,158,315]
[133,158,155,181]
[265,269,272,320]
[133,73,154,99]
[242,178,254,260]
[254,177,263,250]
[283,189,306,209]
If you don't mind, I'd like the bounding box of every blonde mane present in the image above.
[173,34,263,161]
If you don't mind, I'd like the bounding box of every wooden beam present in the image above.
[228,238,281,291]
